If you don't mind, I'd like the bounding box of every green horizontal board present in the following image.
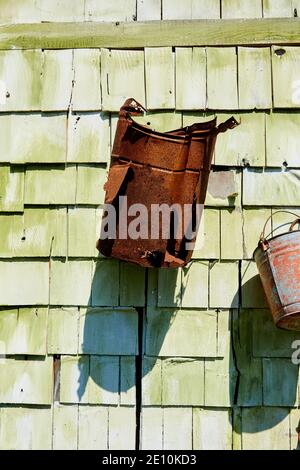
[1,19,300,50]
[0,307,47,355]
[0,356,53,405]
[78,307,138,355]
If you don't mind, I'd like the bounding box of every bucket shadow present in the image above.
[76,255,300,448]
[230,262,300,447]
[76,258,179,402]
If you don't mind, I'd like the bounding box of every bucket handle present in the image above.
[260,210,300,244]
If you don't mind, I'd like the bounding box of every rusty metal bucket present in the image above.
[254,211,300,331]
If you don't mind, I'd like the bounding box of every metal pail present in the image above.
[254,211,300,331]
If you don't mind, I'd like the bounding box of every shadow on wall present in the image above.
[76,257,178,401]
[76,255,300,447]
[230,262,300,445]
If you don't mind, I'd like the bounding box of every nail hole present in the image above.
[283,160,288,167]
[6,91,10,98]
[147,122,151,125]
[274,48,286,57]
[294,8,298,17]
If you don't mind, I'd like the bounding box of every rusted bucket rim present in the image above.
[253,210,300,259]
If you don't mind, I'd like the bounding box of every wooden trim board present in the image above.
[0,18,300,50]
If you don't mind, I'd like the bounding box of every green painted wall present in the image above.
[0,0,300,450]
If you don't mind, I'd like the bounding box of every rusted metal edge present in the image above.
[0,18,300,50]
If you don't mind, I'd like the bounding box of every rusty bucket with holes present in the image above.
[96,98,238,268]
[254,210,300,331]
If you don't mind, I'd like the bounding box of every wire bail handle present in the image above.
[259,210,300,249]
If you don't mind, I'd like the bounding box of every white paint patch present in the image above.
[0,80,6,104]
[292,79,300,104]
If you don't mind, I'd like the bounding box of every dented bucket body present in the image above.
[97,98,237,268]
[254,213,300,331]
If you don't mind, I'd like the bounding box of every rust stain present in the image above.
[97,98,238,268]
